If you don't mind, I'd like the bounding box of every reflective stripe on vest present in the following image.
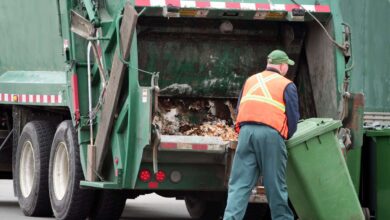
[236,71,291,139]
[240,73,285,112]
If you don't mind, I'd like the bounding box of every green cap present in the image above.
[267,50,295,65]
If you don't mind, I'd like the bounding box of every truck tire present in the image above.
[185,197,225,220]
[14,121,55,217]
[89,190,128,220]
[48,120,94,220]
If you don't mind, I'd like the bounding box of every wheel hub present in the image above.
[53,142,70,200]
[19,141,35,198]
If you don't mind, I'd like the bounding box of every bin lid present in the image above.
[286,118,342,148]
[366,129,390,137]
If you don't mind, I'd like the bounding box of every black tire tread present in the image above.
[16,120,56,217]
[49,120,94,220]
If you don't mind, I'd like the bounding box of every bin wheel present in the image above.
[14,121,55,217]
[185,196,225,219]
[48,120,94,219]
[88,190,128,220]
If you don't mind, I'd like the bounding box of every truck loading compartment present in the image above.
[138,17,339,133]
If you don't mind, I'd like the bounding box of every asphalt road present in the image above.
[0,180,191,220]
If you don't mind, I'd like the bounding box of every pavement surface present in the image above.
[0,180,191,220]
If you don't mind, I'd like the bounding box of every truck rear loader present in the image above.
[0,0,388,219]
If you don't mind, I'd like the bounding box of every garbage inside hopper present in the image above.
[154,98,238,141]
[184,121,238,141]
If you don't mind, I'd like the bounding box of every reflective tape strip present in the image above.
[263,73,282,82]
[285,4,300,12]
[4,94,9,102]
[43,95,48,103]
[51,95,56,104]
[270,4,285,11]
[226,2,241,9]
[134,0,330,13]
[314,5,331,13]
[195,1,210,8]
[240,95,286,112]
[210,1,225,9]
[240,3,256,10]
[166,0,181,7]
[150,0,166,6]
[256,3,270,10]
[181,0,196,7]
[160,142,225,151]
[22,94,26,103]
[256,74,272,98]
[0,93,62,104]
[301,4,315,12]
[246,73,280,97]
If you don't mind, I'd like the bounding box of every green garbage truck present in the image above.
[0,0,388,219]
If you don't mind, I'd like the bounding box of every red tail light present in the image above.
[155,170,166,182]
[139,169,151,182]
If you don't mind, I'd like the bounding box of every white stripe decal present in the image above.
[270,4,285,11]
[0,94,2,102]
[43,95,48,103]
[22,94,27,103]
[51,95,55,104]
[240,3,256,10]
[4,94,9,102]
[181,0,196,7]
[29,95,34,103]
[150,0,166,6]
[36,95,41,103]
[177,143,193,150]
[58,95,62,104]
[210,1,225,9]
[301,4,315,12]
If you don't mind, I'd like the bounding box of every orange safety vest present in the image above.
[236,71,292,139]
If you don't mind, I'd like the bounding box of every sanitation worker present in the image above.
[223,50,299,220]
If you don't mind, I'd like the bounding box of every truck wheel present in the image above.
[48,120,94,220]
[185,197,225,219]
[14,121,55,216]
[89,190,128,220]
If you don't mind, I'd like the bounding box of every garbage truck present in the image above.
[0,0,388,219]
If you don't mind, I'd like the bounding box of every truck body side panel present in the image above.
[340,0,390,112]
[0,0,64,74]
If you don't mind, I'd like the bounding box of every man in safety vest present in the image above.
[223,50,299,220]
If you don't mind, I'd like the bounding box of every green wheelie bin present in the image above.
[286,118,364,220]
[366,129,390,220]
